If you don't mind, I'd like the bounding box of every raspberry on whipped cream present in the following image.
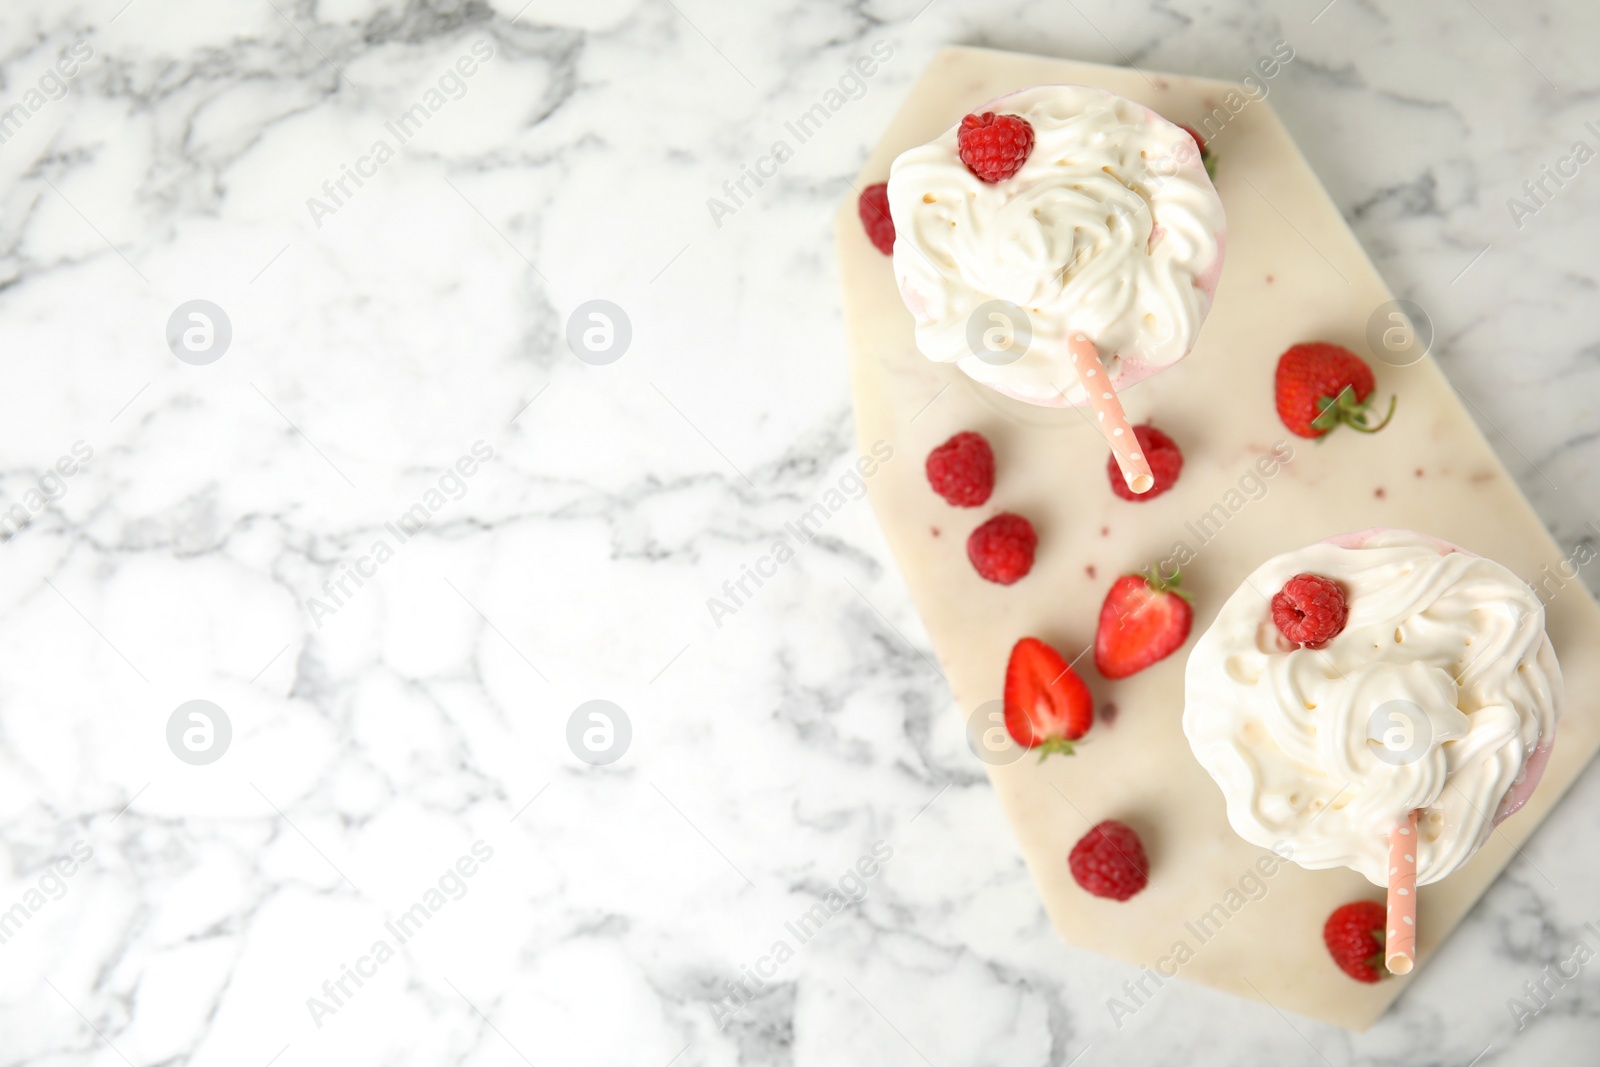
[1183,529,1561,888]
[886,85,1226,407]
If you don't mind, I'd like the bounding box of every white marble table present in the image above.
[2,2,1597,1065]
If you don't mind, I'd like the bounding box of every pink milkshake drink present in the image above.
[887,85,1226,492]
[1184,529,1561,969]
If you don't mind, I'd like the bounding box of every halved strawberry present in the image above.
[1094,571,1194,679]
[1003,637,1093,760]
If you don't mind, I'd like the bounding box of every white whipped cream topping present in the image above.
[887,85,1226,406]
[1183,530,1561,887]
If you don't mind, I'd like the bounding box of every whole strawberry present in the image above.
[926,431,994,506]
[1324,900,1389,983]
[1094,570,1194,679]
[858,182,895,256]
[1069,820,1150,901]
[1003,637,1093,760]
[1107,424,1183,501]
[957,112,1035,183]
[1275,342,1396,439]
[968,513,1036,585]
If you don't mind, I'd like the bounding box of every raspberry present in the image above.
[957,112,1035,183]
[967,513,1036,585]
[1323,900,1388,983]
[858,182,895,256]
[1272,573,1349,649]
[926,431,994,506]
[1107,424,1183,501]
[1069,820,1149,901]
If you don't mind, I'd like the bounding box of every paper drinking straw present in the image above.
[1385,810,1419,975]
[1068,334,1154,494]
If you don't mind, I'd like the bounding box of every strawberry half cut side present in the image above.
[1003,637,1094,761]
[1094,570,1195,680]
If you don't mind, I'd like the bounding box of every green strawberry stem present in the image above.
[1139,564,1194,603]
[1035,737,1081,762]
[1311,385,1397,440]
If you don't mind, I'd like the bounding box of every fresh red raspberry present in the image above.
[1107,424,1183,501]
[967,512,1036,585]
[957,112,1035,183]
[1272,573,1349,649]
[858,182,895,255]
[1069,820,1149,901]
[926,431,994,506]
[1323,900,1388,983]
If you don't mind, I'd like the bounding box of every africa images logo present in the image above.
[304,40,497,229]
[302,440,494,626]
[305,841,495,1029]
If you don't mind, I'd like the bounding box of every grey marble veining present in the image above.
[1,1,1597,1065]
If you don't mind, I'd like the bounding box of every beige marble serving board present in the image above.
[835,46,1600,1031]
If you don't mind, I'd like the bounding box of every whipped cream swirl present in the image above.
[1183,530,1561,887]
[887,85,1226,406]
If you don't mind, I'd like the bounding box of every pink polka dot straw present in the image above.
[1385,810,1419,975]
[1069,334,1153,495]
